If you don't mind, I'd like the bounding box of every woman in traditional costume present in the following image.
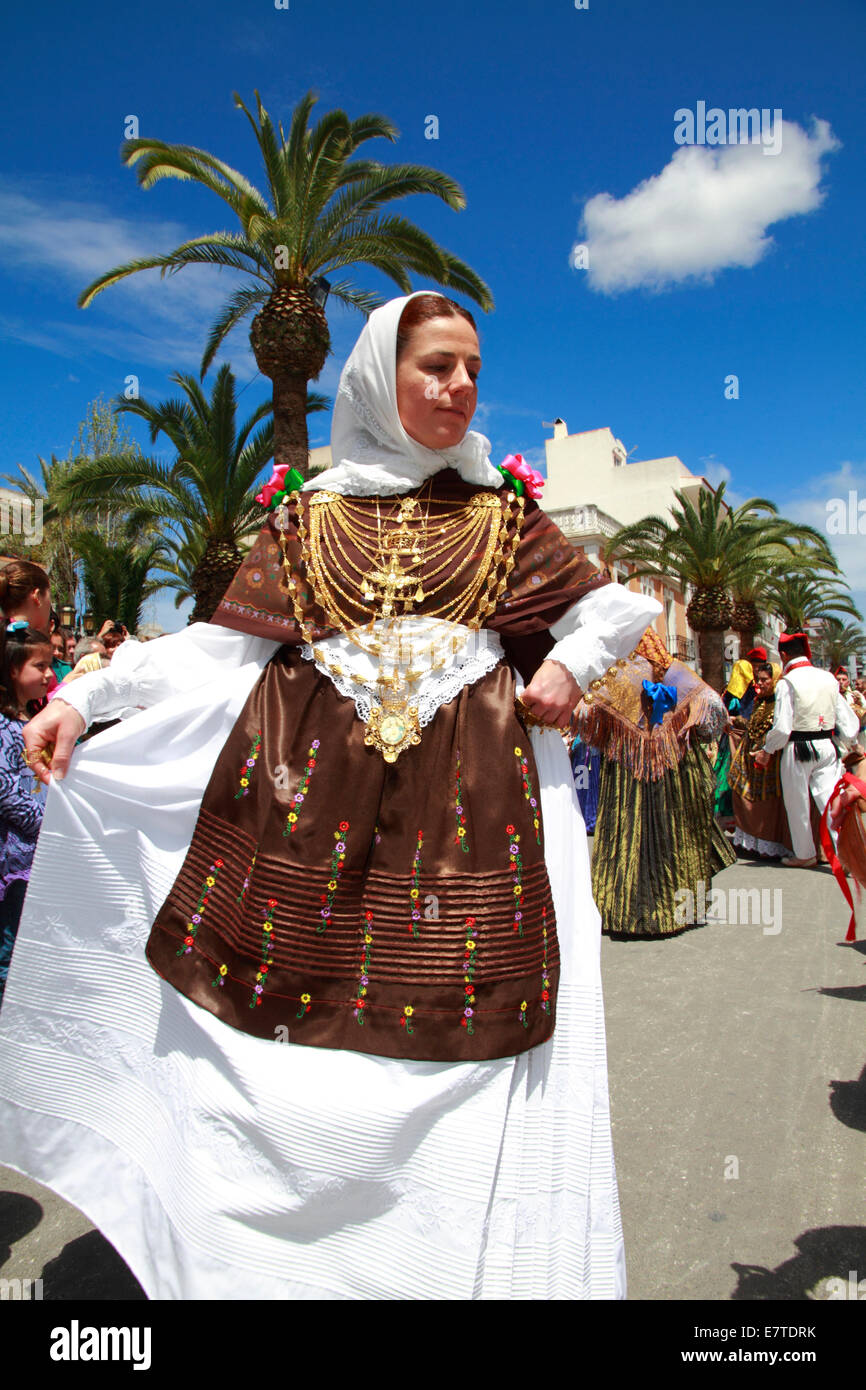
[729,662,794,859]
[576,628,735,937]
[713,647,766,822]
[0,291,659,1299]
[827,750,866,940]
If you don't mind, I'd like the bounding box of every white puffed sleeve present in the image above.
[53,624,283,729]
[546,585,663,689]
[835,691,861,747]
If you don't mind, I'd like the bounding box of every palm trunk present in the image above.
[189,575,238,624]
[698,628,726,693]
[271,371,311,478]
[734,628,756,658]
[189,538,244,624]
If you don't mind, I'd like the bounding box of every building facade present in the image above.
[542,422,706,662]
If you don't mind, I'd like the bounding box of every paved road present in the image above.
[604,854,865,1301]
[1,851,862,1301]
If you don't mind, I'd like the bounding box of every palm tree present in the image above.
[78,90,493,478]
[762,572,862,633]
[0,453,81,602]
[811,618,866,671]
[54,365,321,621]
[77,524,171,632]
[730,537,841,652]
[607,483,831,691]
[2,398,146,608]
[154,533,205,614]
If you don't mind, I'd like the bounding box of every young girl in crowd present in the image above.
[0,624,52,1003]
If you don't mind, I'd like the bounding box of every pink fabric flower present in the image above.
[255,463,292,506]
[500,452,545,499]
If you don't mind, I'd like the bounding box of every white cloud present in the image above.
[576,118,840,294]
[0,311,260,383]
[0,184,260,374]
[697,456,732,491]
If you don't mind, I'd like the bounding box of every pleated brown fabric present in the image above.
[146,471,608,1061]
[146,650,559,1059]
[728,697,793,852]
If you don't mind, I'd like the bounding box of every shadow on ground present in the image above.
[41,1231,146,1300]
[0,1189,145,1299]
[819,985,866,1002]
[731,1226,866,1299]
[829,1063,866,1132]
[0,1191,42,1269]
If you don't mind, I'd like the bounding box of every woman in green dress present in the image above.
[576,628,736,937]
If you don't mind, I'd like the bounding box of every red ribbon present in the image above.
[819,771,866,942]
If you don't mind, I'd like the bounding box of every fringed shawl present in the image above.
[574,637,726,782]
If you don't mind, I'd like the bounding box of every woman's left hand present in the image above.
[521,660,582,727]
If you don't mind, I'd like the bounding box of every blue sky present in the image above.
[2,0,864,631]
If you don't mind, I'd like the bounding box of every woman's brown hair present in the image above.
[0,559,50,617]
[395,294,478,362]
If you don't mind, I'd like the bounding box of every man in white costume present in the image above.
[755,632,859,868]
[0,291,660,1300]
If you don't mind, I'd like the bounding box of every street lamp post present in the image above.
[310,276,330,309]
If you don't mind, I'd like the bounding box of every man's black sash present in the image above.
[790,729,834,762]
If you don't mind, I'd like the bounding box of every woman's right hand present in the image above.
[829,783,864,830]
[23,699,86,786]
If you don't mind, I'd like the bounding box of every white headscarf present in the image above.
[302,290,503,496]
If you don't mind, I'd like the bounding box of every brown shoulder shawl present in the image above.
[210,469,609,683]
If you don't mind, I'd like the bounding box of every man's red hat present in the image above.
[778,631,812,662]
[745,646,767,662]
[834,665,849,677]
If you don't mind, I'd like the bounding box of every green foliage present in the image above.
[78,88,494,378]
[763,572,862,633]
[1,396,146,608]
[54,367,325,616]
[607,482,848,627]
[77,524,170,631]
[607,483,833,600]
[812,618,866,670]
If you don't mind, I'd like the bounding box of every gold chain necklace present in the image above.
[320,487,498,621]
[275,486,525,760]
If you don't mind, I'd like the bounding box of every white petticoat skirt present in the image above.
[0,636,625,1300]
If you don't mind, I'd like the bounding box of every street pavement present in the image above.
[604,851,866,1300]
[0,847,863,1301]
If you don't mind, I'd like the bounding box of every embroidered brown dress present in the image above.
[145,470,608,1062]
[729,693,794,854]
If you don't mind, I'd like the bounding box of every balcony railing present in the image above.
[675,635,696,664]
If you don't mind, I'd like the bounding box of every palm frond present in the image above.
[121,138,271,214]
